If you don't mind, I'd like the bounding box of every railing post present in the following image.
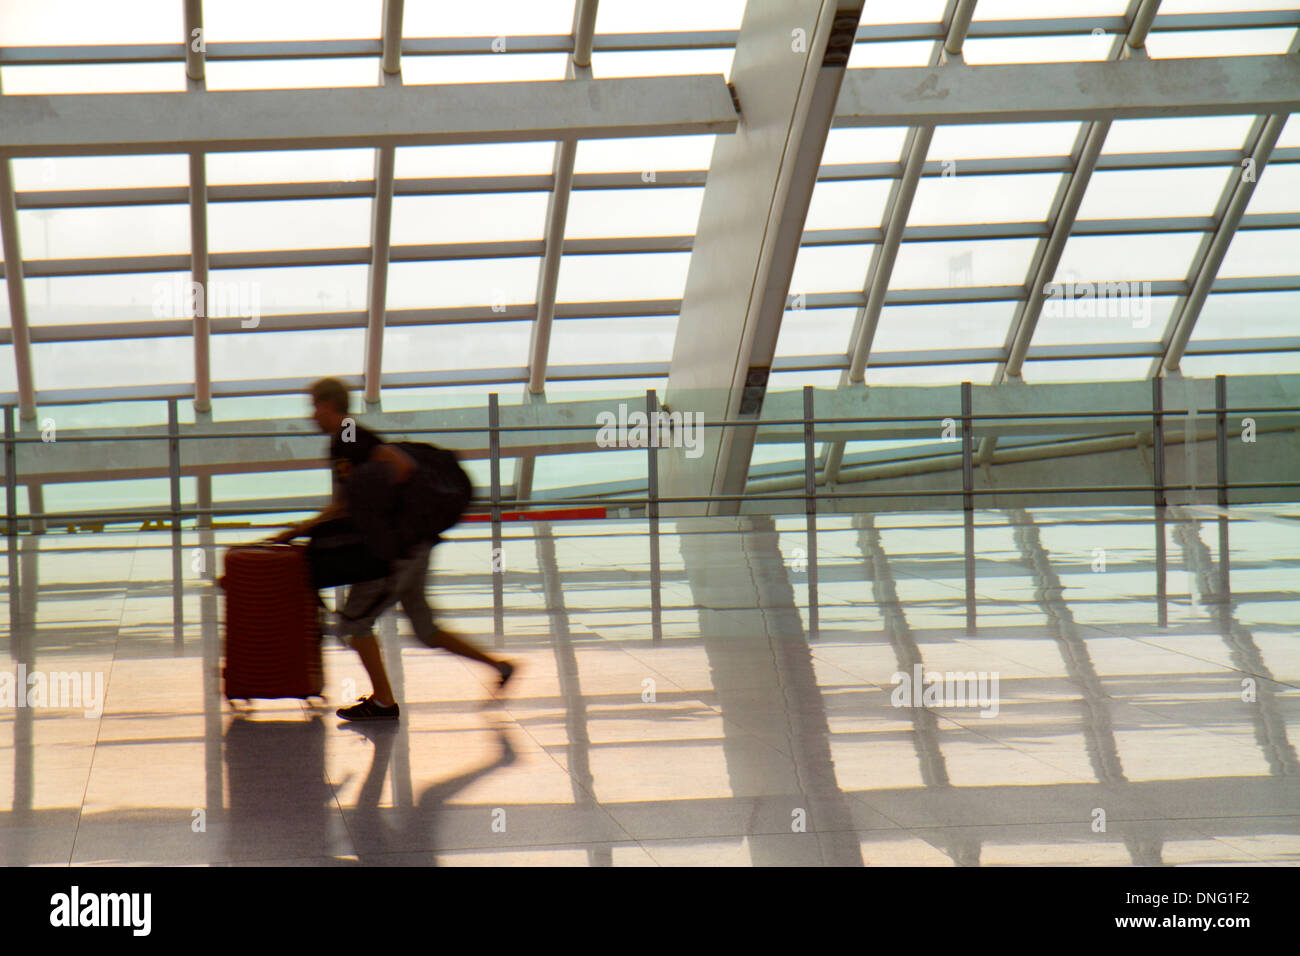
[802,386,819,638]
[167,398,181,530]
[647,389,662,643]
[961,381,974,512]
[488,392,504,647]
[1215,374,1228,508]
[1152,377,1166,509]
[3,406,15,537]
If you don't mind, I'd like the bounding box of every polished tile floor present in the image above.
[1,505,1297,866]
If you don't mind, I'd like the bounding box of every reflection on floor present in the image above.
[1,505,1297,866]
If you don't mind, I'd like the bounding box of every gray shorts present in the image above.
[336,541,436,645]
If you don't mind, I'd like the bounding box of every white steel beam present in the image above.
[362,0,404,407]
[834,55,1300,128]
[184,0,211,413]
[518,0,600,504]
[0,69,37,422]
[826,0,974,486]
[0,76,738,157]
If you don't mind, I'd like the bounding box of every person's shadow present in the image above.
[341,721,517,866]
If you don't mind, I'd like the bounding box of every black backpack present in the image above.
[390,441,474,544]
[344,440,474,561]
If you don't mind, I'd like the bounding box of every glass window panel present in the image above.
[1054,233,1204,282]
[964,35,1113,65]
[1032,295,1175,345]
[44,478,175,515]
[821,128,910,164]
[591,50,735,79]
[403,54,569,84]
[213,469,328,503]
[387,258,539,309]
[768,369,845,389]
[19,205,189,260]
[973,0,1127,17]
[805,180,894,230]
[864,364,999,386]
[908,173,1062,225]
[207,150,375,186]
[209,198,372,253]
[204,0,381,41]
[930,123,1082,160]
[0,0,180,44]
[1075,167,1232,219]
[376,384,529,413]
[789,245,874,295]
[891,239,1039,289]
[565,188,704,239]
[532,449,648,493]
[848,41,936,68]
[392,193,548,244]
[1245,164,1300,214]
[574,135,716,173]
[407,1,574,36]
[874,302,1017,351]
[1161,0,1298,10]
[0,64,185,94]
[861,0,948,24]
[1190,292,1300,342]
[1218,229,1300,279]
[0,293,9,329]
[556,252,692,302]
[28,400,176,429]
[210,265,368,315]
[1022,357,1154,382]
[26,271,186,326]
[549,316,679,366]
[209,329,366,381]
[775,307,854,358]
[11,155,189,192]
[596,1,746,32]
[32,337,191,391]
[206,60,380,91]
[396,143,554,178]
[1146,28,1298,59]
[212,394,323,421]
[1279,116,1300,149]
[544,378,668,402]
[1180,352,1300,377]
[383,322,530,373]
[0,345,13,391]
[1104,116,1256,154]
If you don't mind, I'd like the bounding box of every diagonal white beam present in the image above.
[1157,34,1299,377]
[0,77,738,157]
[184,0,212,413]
[834,55,1300,128]
[1003,0,1161,382]
[362,0,404,407]
[0,71,37,422]
[825,0,975,486]
[517,0,599,504]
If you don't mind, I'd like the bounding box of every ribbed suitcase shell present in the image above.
[220,544,324,701]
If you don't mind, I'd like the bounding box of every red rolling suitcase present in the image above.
[219,544,324,702]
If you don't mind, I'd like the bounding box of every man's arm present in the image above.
[371,443,416,483]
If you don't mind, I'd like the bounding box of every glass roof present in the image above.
[0,0,1295,501]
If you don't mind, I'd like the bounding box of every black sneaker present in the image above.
[497,660,517,690]
[336,695,400,721]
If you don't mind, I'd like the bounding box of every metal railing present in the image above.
[4,375,1300,538]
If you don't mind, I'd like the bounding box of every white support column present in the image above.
[184,0,211,413]
[517,0,599,505]
[661,0,865,516]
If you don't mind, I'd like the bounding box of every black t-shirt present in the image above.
[330,420,384,499]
